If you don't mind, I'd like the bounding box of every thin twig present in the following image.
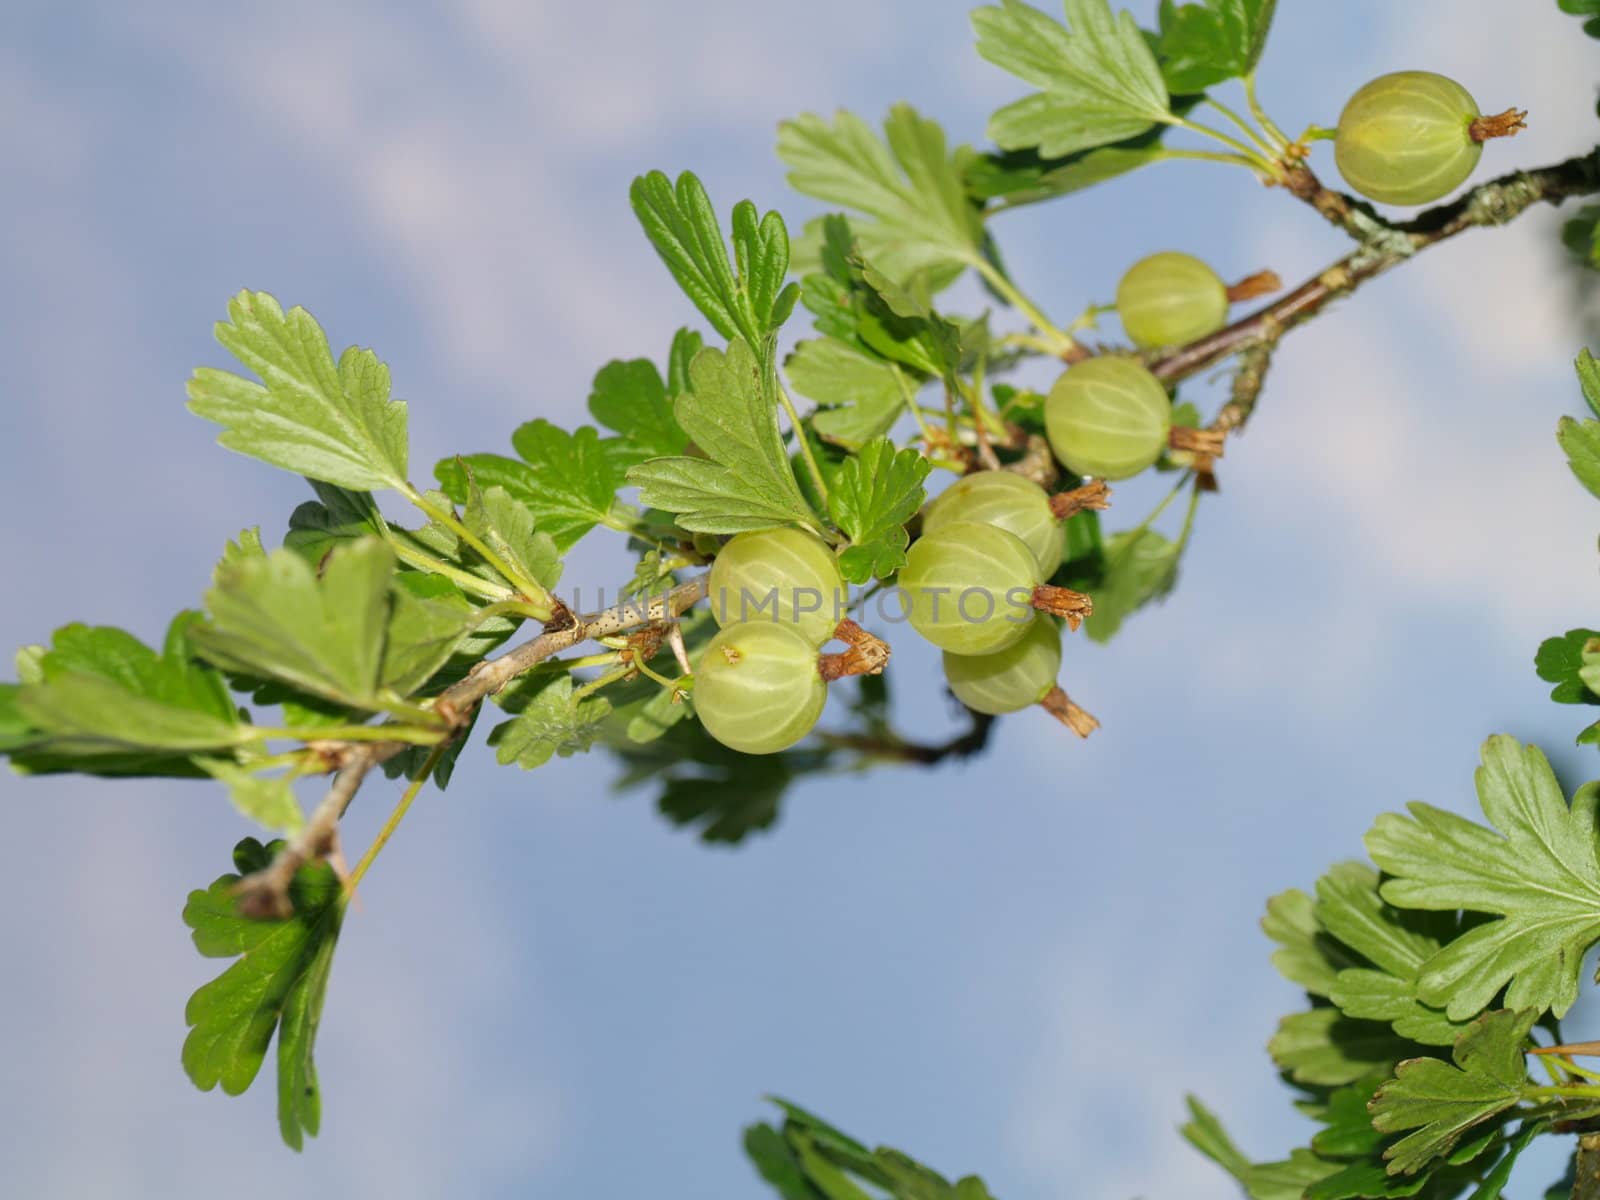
[233,576,709,916]
[1154,151,1600,386]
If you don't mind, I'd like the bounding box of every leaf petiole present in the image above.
[346,741,448,896]
[402,484,554,618]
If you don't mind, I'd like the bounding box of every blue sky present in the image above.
[3,1,1600,1196]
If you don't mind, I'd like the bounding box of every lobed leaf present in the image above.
[489,676,612,770]
[778,104,982,288]
[1155,0,1277,92]
[437,420,624,554]
[1084,528,1182,642]
[588,354,691,467]
[628,338,822,535]
[1535,628,1600,705]
[4,614,247,776]
[972,0,1174,158]
[630,170,799,352]
[1366,735,1600,1020]
[1368,1009,1536,1176]
[187,291,409,492]
[826,438,931,583]
[785,337,907,450]
[183,837,346,1151]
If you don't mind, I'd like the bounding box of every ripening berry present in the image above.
[1045,358,1171,481]
[899,521,1040,656]
[922,471,1065,579]
[1116,252,1229,349]
[708,526,848,647]
[1334,71,1482,206]
[943,617,1062,715]
[694,622,826,755]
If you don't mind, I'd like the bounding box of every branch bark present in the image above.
[1151,150,1600,387]
[234,575,709,916]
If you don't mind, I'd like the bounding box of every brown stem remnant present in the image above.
[1030,585,1094,630]
[1225,270,1283,304]
[1049,480,1112,520]
[1169,426,1227,457]
[1041,686,1099,738]
[819,618,891,682]
[1470,108,1528,143]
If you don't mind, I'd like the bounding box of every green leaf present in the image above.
[488,676,612,770]
[630,170,799,352]
[612,715,799,844]
[1536,628,1600,704]
[1368,1009,1536,1176]
[461,479,564,593]
[778,104,983,287]
[786,338,908,450]
[1180,1095,1253,1183]
[746,1123,827,1200]
[1269,1007,1414,1087]
[1578,350,1600,418]
[826,438,931,583]
[1262,886,1360,997]
[436,420,624,553]
[5,614,248,775]
[284,481,387,567]
[187,291,409,492]
[1084,528,1181,642]
[196,758,305,833]
[628,338,822,535]
[588,356,690,467]
[1367,735,1600,1020]
[379,577,476,696]
[1558,0,1600,39]
[191,540,395,709]
[1465,1121,1548,1200]
[1558,415,1600,500]
[1245,1150,1343,1200]
[972,0,1174,158]
[1156,0,1277,92]
[1560,205,1600,269]
[1316,862,1469,1046]
[183,837,347,1151]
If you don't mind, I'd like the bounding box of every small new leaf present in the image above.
[1368,1009,1536,1176]
[972,0,1174,158]
[183,837,346,1151]
[1156,0,1277,92]
[489,676,612,770]
[187,291,409,492]
[630,170,799,352]
[827,439,931,583]
[628,338,823,535]
[778,104,983,287]
[436,420,623,553]
[1367,735,1600,1020]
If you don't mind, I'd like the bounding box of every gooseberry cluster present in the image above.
[686,65,1528,760]
[691,472,1100,757]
